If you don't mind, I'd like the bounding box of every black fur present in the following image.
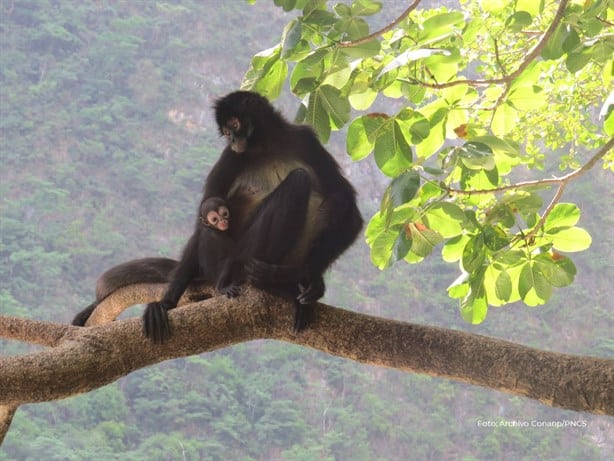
[74,91,363,342]
[202,90,363,334]
[142,197,240,342]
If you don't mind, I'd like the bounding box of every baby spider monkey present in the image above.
[142,197,241,341]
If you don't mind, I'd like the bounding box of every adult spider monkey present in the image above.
[74,91,363,343]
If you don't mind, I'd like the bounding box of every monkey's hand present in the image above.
[219,283,242,298]
[143,300,175,344]
[297,274,325,305]
[293,302,313,333]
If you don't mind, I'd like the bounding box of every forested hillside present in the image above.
[1,1,612,459]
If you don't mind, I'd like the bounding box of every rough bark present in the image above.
[1,286,613,445]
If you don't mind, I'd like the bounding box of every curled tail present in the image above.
[72,257,178,326]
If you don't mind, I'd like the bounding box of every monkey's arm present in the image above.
[203,149,243,198]
[215,258,243,298]
[143,233,200,343]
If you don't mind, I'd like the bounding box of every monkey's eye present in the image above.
[226,118,240,132]
[219,208,229,219]
[207,211,219,225]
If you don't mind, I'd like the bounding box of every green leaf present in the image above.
[274,0,297,12]
[365,213,396,269]
[460,290,488,324]
[333,3,351,17]
[458,142,496,170]
[484,264,512,306]
[408,223,443,257]
[425,203,466,238]
[500,191,544,218]
[519,261,552,306]
[448,280,470,299]
[415,108,447,159]
[395,108,431,145]
[387,171,421,207]
[507,85,546,111]
[546,226,592,252]
[566,48,592,73]
[491,102,518,136]
[494,269,512,302]
[281,19,303,58]
[535,254,576,287]
[509,61,542,91]
[460,165,500,191]
[604,106,614,136]
[541,23,568,60]
[442,234,470,262]
[419,12,466,43]
[391,227,411,262]
[516,0,544,17]
[505,11,532,33]
[319,85,350,128]
[461,234,485,273]
[349,88,378,111]
[347,114,389,160]
[351,0,382,16]
[373,119,413,177]
[482,225,509,251]
[469,135,520,175]
[302,8,337,26]
[480,0,508,13]
[253,59,288,100]
[484,203,515,228]
[290,48,328,95]
[379,49,451,77]
[544,203,581,230]
[339,39,381,58]
[322,54,352,89]
[422,48,461,82]
[306,90,331,142]
[242,45,287,98]
[562,27,581,53]
[403,250,425,264]
[335,16,369,41]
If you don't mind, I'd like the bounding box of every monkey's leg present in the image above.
[238,168,311,263]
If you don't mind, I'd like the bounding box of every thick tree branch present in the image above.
[0,317,75,347]
[1,287,612,424]
[0,405,17,446]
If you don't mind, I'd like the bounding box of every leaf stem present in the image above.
[447,137,613,196]
[338,0,422,48]
[412,0,569,90]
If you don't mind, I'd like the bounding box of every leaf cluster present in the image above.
[242,0,613,323]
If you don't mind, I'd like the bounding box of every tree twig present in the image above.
[338,0,421,47]
[446,137,614,196]
[412,0,569,90]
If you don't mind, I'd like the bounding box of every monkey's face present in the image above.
[205,206,230,231]
[221,117,252,153]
